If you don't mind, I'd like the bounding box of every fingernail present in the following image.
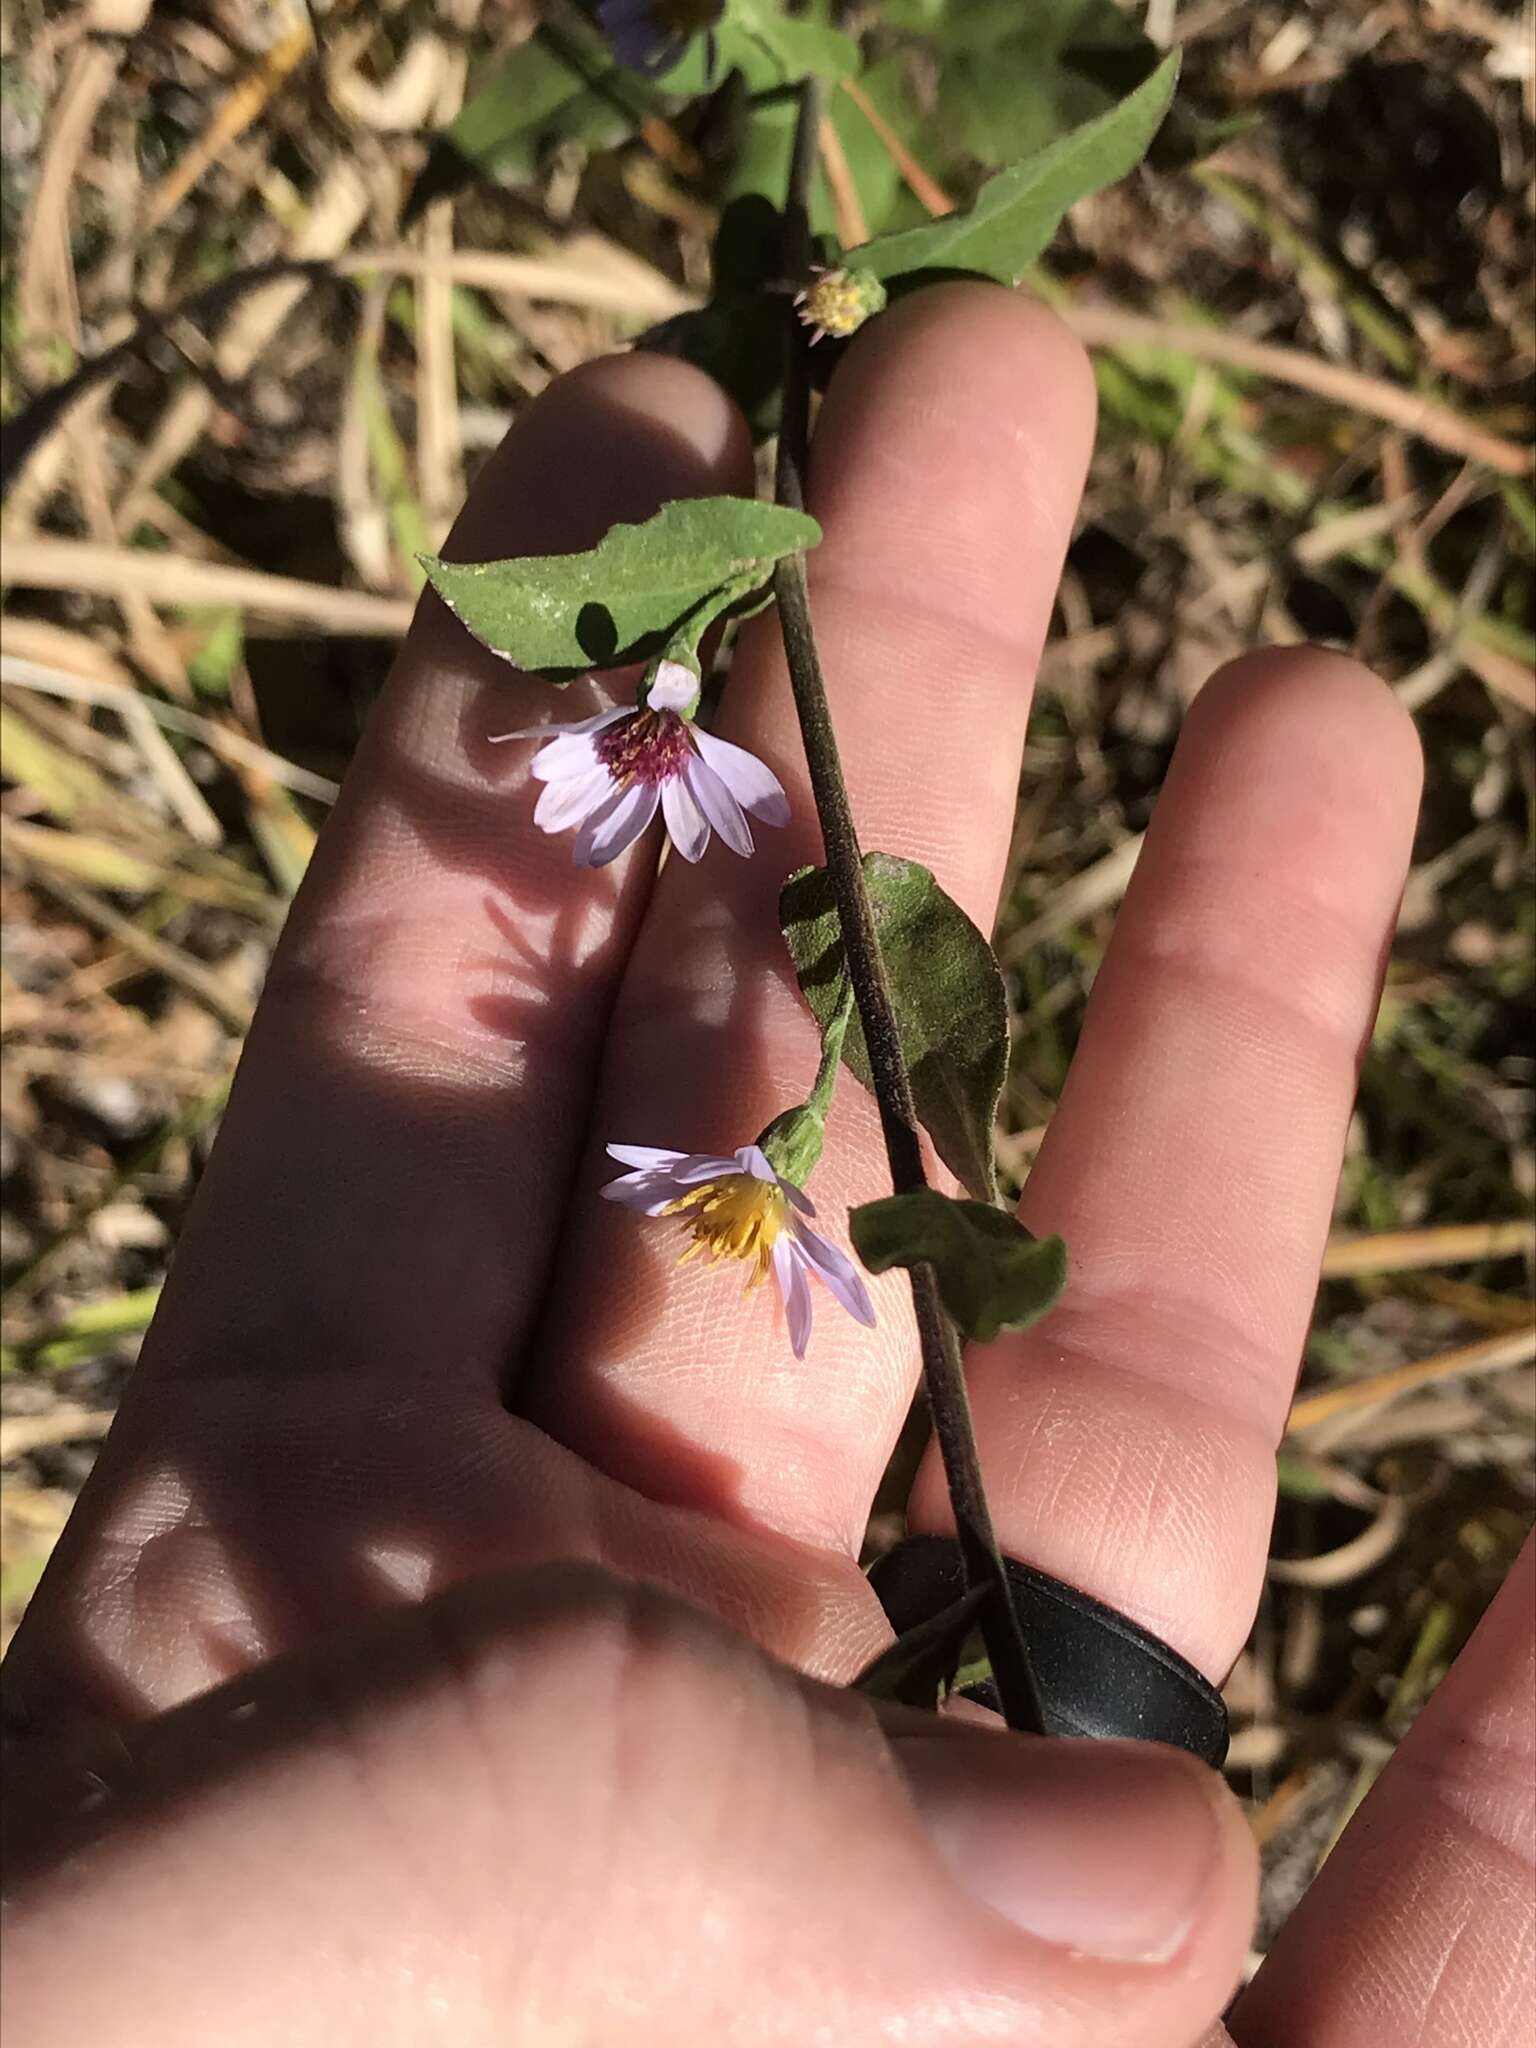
[892,1732,1228,1963]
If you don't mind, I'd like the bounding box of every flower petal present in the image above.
[600,1171,687,1214]
[597,0,677,71]
[673,1154,743,1184]
[732,1148,814,1209]
[573,780,660,867]
[608,1145,740,1181]
[600,1145,742,1215]
[605,1143,688,1172]
[683,754,753,857]
[529,733,606,783]
[789,1216,877,1327]
[661,772,711,862]
[645,661,701,715]
[533,765,614,832]
[490,705,629,747]
[690,727,790,826]
[773,1236,815,1359]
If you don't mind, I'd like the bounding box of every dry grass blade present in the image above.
[15,39,118,382]
[1061,308,1532,475]
[1321,1220,1536,1276]
[2,1074,232,1306]
[838,78,954,219]
[1288,1328,1536,1436]
[338,245,696,319]
[1001,834,1143,957]
[0,1406,116,1461]
[819,116,870,249]
[2,540,416,637]
[143,13,314,233]
[1250,1760,1331,1850]
[0,654,340,802]
[10,864,256,1034]
[1268,1495,1411,1588]
[415,204,466,548]
[114,163,371,533]
[117,693,225,849]
[3,810,274,912]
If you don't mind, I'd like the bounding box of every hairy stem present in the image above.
[771,79,1043,1735]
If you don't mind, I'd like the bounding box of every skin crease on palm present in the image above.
[1,287,1531,2048]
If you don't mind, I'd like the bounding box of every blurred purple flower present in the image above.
[596,0,724,74]
[602,1141,876,1360]
[492,660,788,868]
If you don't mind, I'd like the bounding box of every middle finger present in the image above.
[522,285,1097,1555]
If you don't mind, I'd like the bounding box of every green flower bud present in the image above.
[756,1102,826,1190]
[794,266,888,345]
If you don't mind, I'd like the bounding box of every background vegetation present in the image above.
[2,0,1532,1959]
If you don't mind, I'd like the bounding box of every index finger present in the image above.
[3,358,752,1722]
[102,356,753,1394]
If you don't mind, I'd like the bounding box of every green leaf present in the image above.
[405,22,656,218]
[821,54,928,238]
[0,704,116,819]
[184,607,244,698]
[636,295,786,440]
[1,1284,162,1374]
[852,1586,989,1708]
[849,52,1179,287]
[420,498,820,679]
[1276,1452,1335,1503]
[781,854,1007,1203]
[634,195,784,435]
[895,0,1154,170]
[654,21,769,94]
[734,4,860,83]
[851,1192,1067,1343]
[873,1,1229,188]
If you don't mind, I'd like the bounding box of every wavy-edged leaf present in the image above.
[781,854,1007,1202]
[421,498,820,678]
[851,1191,1067,1343]
[850,52,1179,287]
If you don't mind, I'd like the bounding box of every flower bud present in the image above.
[795,267,888,345]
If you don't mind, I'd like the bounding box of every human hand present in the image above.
[4,286,1529,2047]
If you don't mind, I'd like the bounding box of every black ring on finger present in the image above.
[867,1534,1230,1768]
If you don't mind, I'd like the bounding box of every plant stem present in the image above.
[770,79,1043,1736]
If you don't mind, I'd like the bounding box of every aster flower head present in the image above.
[602,1142,876,1360]
[597,0,724,73]
[795,266,888,346]
[490,659,789,868]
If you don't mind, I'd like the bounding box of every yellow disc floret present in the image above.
[795,266,888,343]
[664,1173,786,1291]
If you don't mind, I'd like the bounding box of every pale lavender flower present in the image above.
[602,1141,876,1360]
[596,0,724,73]
[492,661,788,868]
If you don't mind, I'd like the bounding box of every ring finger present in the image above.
[910,647,1423,1680]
